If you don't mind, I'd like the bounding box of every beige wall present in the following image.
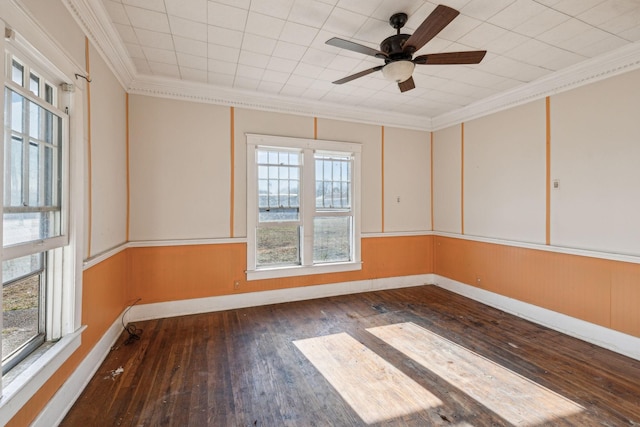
[551,69,640,256]
[433,124,462,234]
[383,126,431,232]
[129,95,231,240]
[88,44,128,256]
[464,100,546,243]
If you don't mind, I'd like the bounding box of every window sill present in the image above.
[0,326,85,425]
[246,261,362,281]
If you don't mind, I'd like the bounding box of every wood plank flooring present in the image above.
[61,286,640,426]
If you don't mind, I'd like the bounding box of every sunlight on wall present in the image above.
[367,322,585,425]
[293,332,442,424]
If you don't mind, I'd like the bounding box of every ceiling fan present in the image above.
[326,4,487,92]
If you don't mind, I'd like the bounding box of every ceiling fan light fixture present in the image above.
[381,60,415,83]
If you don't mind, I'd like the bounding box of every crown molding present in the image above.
[431,41,640,130]
[64,0,640,132]
[128,75,432,130]
[62,0,135,89]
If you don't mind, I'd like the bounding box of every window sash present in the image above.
[247,134,361,275]
[2,82,68,261]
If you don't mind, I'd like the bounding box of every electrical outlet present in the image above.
[233,280,240,290]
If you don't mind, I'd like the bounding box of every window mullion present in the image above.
[301,148,314,267]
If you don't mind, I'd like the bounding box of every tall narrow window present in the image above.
[247,134,361,280]
[2,54,68,373]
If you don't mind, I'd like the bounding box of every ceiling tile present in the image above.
[352,17,392,43]
[371,0,422,22]
[124,5,170,33]
[461,0,516,21]
[165,0,207,23]
[246,12,286,38]
[241,33,277,55]
[238,50,271,68]
[132,57,152,73]
[208,43,240,62]
[279,21,320,45]
[236,64,265,80]
[262,69,291,84]
[148,61,180,77]
[114,23,138,44]
[211,0,250,10]
[600,6,640,40]
[124,42,145,58]
[168,16,207,41]
[458,22,509,49]
[272,41,308,61]
[174,37,207,57]
[288,0,334,28]
[208,58,237,75]
[123,0,165,13]
[180,67,208,82]
[286,74,315,88]
[250,0,294,19]
[300,47,337,66]
[578,0,638,26]
[143,47,177,64]
[336,0,383,16]
[551,0,607,16]
[258,81,285,93]
[267,56,299,73]
[135,28,173,49]
[104,1,130,25]
[323,7,369,38]
[292,62,325,78]
[488,0,547,30]
[512,7,571,37]
[208,3,248,31]
[208,26,244,49]
[536,17,593,45]
[437,14,483,42]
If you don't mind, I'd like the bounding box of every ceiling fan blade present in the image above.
[398,76,416,93]
[403,4,459,54]
[326,37,387,58]
[414,50,487,65]
[333,66,384,84]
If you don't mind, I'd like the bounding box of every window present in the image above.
[2,54,69,373]
[247,134,361,280]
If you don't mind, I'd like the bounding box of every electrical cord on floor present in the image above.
[122,298,143,345]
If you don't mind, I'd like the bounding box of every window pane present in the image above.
[313,216,352,263]
[3,211,61,246]
[2,254,43,361]
[10,90,24,132]
[315,155,351,210]
[7,137,23,206]
[44,84,54,104]
[30,73,40,96]
[256,224,300,266]
[257,149,301,222]
[11,61,24,86]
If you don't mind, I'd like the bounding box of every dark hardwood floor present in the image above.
[62,285,640,426]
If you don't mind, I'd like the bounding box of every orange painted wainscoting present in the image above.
[7,250,130,427]
[127,235,435,304]
[434,236,640,338]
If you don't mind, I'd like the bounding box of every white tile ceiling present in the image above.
[96,0,640,121]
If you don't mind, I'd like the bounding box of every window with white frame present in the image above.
[2,52,69,373]
[246,134,361,280]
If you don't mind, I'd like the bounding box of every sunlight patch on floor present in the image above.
[367,322,585,426]
[294,332,442,424]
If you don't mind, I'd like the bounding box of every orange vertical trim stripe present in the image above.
[125,93,130,241]
[381,126,385,233]
[460,123,465,235]
[230,107,235,238]
[546,97,551,245]
[85,37,93,257]
[430,132,434,231]
[314,117,318,139]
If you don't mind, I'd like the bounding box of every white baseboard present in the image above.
[434,275,640,361]
[32,314,125,427]
[129,274,436,322]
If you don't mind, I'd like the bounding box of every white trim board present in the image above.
[434,275,640,362]
[129,274,435,322]
[31,314,125,427]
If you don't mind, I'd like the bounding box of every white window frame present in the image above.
[0,15,84,423]
[246,134,362,281]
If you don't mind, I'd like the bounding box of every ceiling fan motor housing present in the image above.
[380,34,413,62]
